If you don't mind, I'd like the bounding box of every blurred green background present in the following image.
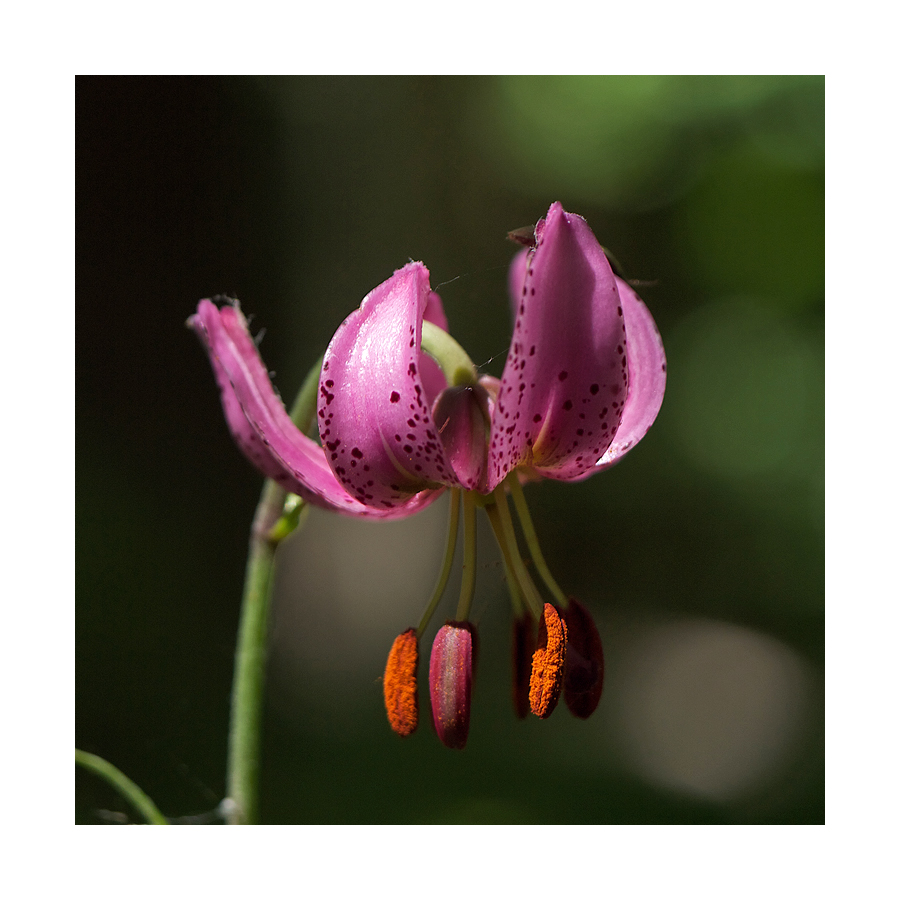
[77,76,823,824]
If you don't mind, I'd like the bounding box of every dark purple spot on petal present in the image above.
[390,391,400,403]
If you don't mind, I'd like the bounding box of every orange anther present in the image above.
[384,628,418,736]
[529,603,567,719]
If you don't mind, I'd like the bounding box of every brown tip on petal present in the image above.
[512,615,537,719]
[507,225,537,248]
[561,598,604,719]
[529,604,567,719]
[384,628,418,737]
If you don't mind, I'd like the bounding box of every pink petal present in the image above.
[318,262,460,512]
[191,302,294,485]
[593,278,667,472]
[190,299,436,519]
[487,203,629,489]
[507,248,529,318]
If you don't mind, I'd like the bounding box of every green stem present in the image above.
[417,489,461,636]
[75,748,168,824]
[225,479,285,824]
[225,355,322,825]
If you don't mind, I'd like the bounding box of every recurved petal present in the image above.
[318,262,459,512]
[191,301,294,485]
[190,299,435,519]
[593,278,667,472]
[487,203,629,490]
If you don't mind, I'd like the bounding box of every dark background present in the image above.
[77,76,824,823]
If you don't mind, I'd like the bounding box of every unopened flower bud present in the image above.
[529,603,567,719]
[561,598,604,719]
[383,628,418,737]
[429,621,476,749]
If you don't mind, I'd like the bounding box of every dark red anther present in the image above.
[561,597,604,719]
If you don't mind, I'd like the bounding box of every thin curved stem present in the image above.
[484,491,543,620]
[455,490,478,621]
[225,479,284,824]
[507,476,568,608]
[417,489,460,636]
[75,748,168,824]
[225,356,321,824]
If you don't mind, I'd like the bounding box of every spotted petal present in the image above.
[487,203,629,489]
[190,299,436,519]
[318,262,461,512]
[594,278,667,472]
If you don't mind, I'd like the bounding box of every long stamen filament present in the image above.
[417,488,461,636]
[503,556,525,618]
[485,493,543,620]
[506,475,569,609]
[455,490,478,621]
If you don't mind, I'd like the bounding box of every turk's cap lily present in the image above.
[190,202,665,518]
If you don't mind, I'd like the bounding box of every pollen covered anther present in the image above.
[384,628,419,737]
[529,603,568,719]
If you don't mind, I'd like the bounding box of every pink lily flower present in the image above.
[191,202,666,747]
[191,202,664,512]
